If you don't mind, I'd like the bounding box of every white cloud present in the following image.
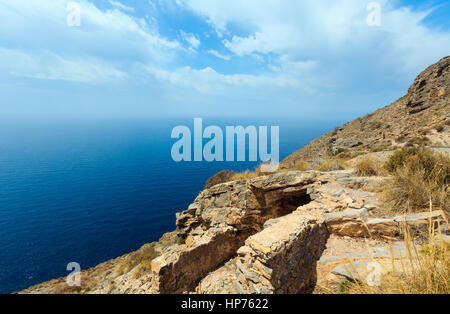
[108,0,135,12]
[145,62,317,95]
[0,0,180,83]
[181,0,450,77]
[0,48,127,83]
[207,49,231,60]
[180,31,201,50]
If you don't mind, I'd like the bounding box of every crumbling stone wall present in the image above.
[232,211,329,294]
[150,228,251,294]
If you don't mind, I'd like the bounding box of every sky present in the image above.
[0,0,449,119]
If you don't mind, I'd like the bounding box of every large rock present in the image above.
[324,209,447,238]
[150,227,250,294]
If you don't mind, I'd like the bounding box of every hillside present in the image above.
[281,56,449,169]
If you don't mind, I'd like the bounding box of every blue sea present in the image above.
[0,117,343,294]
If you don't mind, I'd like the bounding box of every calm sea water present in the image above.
[0,117,342,294]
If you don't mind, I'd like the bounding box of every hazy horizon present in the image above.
[1,0,449,119]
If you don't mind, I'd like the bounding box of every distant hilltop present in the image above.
[281,56,449,169]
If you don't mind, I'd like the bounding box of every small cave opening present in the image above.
[261,188,313,219]
[277,190,312,217]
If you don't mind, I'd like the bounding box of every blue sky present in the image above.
[0,0,449,119]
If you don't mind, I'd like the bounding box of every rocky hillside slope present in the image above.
[281,56,449,169]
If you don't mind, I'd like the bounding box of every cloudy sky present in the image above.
[0,0,449,119]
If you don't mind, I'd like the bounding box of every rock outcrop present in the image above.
[204,170,237,189]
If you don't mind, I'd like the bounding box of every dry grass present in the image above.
[315,158,348,172]
[381,148,450,214]
[280,160,311,172]
[231,163,278,181]
[340,218,449,294]
[355,156,384,177]
[290,160,310,171]
[231,170,262,181]
[114,243,160,278]
[53,284,82,295]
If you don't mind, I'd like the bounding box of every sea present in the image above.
[0,116,344,293]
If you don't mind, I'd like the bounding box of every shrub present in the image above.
[177,235,186,245]
[384,148,418,173]
[355,156,383,177]
[407,136,430,147]
[381,148,450,213]
[177,228,187,245]
[435,125,444,133]
[396,135,407,143]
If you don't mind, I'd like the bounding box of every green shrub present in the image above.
[177,235,186,245]
[176,228,187,245]
[385,148,419,173]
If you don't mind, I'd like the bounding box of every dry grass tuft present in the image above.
[381,148,450,214]
[290,160,310,171]
[355,156,384,177]
[340,218,449,294]
[231,170,262,181]
[315,158,348,172]
[114,243,160,278]
[231,163,279,181]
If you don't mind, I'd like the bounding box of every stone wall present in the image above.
[197,211,329,294]
[150,228,251,294]
[231,211,329,294]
